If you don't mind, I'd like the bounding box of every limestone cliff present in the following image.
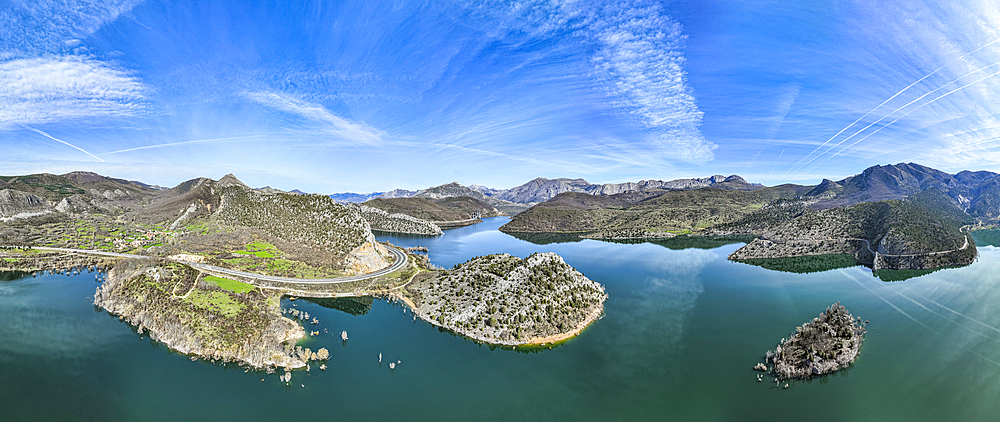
[0,189,52,220]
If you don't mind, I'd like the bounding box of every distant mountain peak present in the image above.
[216,173,248,188]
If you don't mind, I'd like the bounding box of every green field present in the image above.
[183,289,246,317]
[233,241,278,258]
[204,275,254,293]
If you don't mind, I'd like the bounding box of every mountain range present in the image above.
[328,174,761,208]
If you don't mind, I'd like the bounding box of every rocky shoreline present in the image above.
[397,292,603,346]
[94,260,308,369]
[730,235,976,271]
[759,303,866,380]
[398,252,607,346]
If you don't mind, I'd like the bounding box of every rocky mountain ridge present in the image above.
[497,163,993,272]
[809,163,1000,215]
[328,174,762,206]
[0,172,393,276]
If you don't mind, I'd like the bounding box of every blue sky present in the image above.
[3,0,1000,193]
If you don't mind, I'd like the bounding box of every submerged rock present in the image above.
[764,302,865,380]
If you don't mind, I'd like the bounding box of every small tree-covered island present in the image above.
[2,163,998,373]
[0,172,607,370]
[758,303,867,381]
[397,253,607,346]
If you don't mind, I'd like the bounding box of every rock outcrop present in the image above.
[0,189,52,221]
[344,240,393,275]
[94,261,306,369]
[400,252,606,346]
[763,303,866,379]
[55,194,122,214]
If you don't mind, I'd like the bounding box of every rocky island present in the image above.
[396,252,607,346]
[760,303,866,379]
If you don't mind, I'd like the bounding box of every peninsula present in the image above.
[500,163,994,272]
[395,252,607,346]
[0,171,606,368]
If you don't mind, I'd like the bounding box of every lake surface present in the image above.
[5,217,1000,420]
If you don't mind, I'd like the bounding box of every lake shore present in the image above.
[394,291,604,347]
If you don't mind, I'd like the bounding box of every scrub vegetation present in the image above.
[400,252,607,345]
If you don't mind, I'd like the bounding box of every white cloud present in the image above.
[0,55,145,128]
[0,0,144,55]
[458,0,715,163]
[243,91,384,145]
[589,3,714,163]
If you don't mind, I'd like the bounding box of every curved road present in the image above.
[31,245,408,285]
[763,235,970,258]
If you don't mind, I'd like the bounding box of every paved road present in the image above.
[763,235,970,258]
[432,218,480,225]
[31,245,408,285]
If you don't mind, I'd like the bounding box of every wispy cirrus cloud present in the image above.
[0,55,145,129]
[589,2,715,163]
[243,91,385,145]
[458,0,715,163]
[0,0,144,55]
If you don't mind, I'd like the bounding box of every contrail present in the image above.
[904,286,1000,336]
[797,60,1000,172]
[785,37,1000,176]
[814,67,1000,167]
[25,127,105,162]
[100,135,266,155]
[769,148,784,180]
[964,135,1000,148]
[892,287,1000,342]
[796,61,1000,173]
[845,273,1000,366]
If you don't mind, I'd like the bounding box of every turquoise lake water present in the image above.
[4,217,1000,420]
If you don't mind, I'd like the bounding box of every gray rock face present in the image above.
[467,184,505,198]
[55,194,122,214]
[332,174,760,207]
[499,178,591,204]
[216,173,249,188]
[498,175,759,204]
[0,189,50,218]
[89,188,131,200]
[378,189,418,199]
[412,182,515,209]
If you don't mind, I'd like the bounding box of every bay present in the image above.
[3,217,1000,420]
